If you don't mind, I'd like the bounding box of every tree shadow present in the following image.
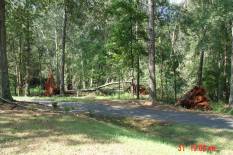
[0,110,233,154]
[88,113,233,153]
[0,111,141,152]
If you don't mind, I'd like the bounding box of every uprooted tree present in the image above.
[44,72,59,96]
[176,86,212,111]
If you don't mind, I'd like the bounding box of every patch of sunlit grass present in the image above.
[211,102,233,116]
[13,93,147,103]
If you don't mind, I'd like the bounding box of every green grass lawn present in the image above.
[13,93,145,103]
[0,107,232,155]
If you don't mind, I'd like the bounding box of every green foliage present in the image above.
[211,102,233,115]
[63,106,71,112]
[4,0,233,104]
[30,86,44,96]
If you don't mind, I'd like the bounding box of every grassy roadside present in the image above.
[0,103,233,155]
[13,93,144,103]
[211,102,233,115]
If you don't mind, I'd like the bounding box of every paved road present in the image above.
[36,100,233,129]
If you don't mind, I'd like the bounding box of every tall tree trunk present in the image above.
[197,26,207,87]
[0,0,12,100]
[171,25,178,101]
[197,48,204,86]
[223,24,229,101]
[217,50,221,101]
[38,48,42,95]
[18,36,23,96]
[148,0,156,104]
[229,21,233,106]
[60,2,67,95]
[135,23,140,99]
[118,72,121,99]
[55,29,60,88]
[25,17,31,96]
[89,67,94,88]
[173,68,177,101]
[136,53,140,99]
[12,39,17,96]
[165,73,168,101]
[130,11,135,97]
[81,50,86,89]
[160,60,164,99]
[223,44,228,101]
[17,37,23,96]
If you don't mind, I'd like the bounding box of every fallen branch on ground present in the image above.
[0,97,29,110]
[80,81,131,92]
[0,97,53,112]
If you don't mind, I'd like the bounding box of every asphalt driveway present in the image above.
[34,100,233,129]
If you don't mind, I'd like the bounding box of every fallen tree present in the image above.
[176,86,212,111]
[79,81,149,95]
[80,81,132,92]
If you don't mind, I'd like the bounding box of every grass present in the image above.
[89,114,233,151]
[0,104,232,155]
[13,92,146,102]
[211,102,233,115]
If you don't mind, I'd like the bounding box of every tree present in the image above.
[24,0,32,96]
[60,0,68,95]
[148,0,156,104]
[106,0,146,98]
[0,0,12,100]
[229,21,233,106]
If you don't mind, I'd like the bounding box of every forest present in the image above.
[1,0,233,107]
[0,0,233,106]
[1,0,233,155]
